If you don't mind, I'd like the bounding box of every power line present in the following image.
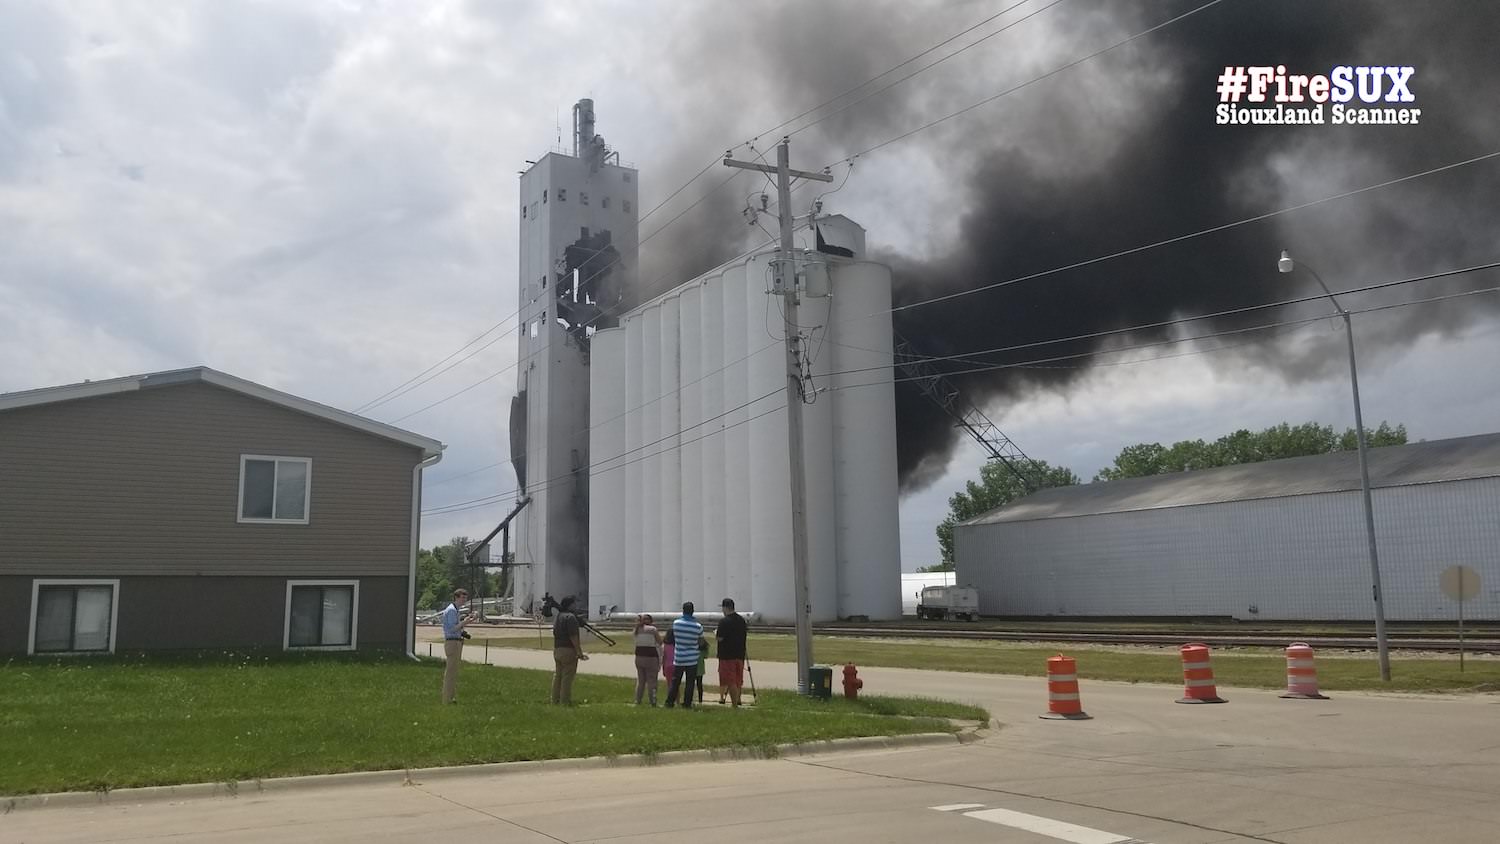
[353,316,517,413]
[755,0,1047,141]
[425,459,511,488]
[807,147,1500,332]
[360,328,515,414]
[870,282,1500,386]
[826,260,1500,379]
[786,0,1069,141]
[424,385,784,515]
[825,0,1230,167]
[421,270,1500,516]
[374,2,1092,420]
[372,1,1220,419]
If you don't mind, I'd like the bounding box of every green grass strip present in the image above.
[0,652,979,796]
[483,633,1500,693]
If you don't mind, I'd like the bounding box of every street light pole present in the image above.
[1278,250,1391,681]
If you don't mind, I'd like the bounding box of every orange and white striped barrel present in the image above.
[1280,642,1329,699]
[1039,654,1092,720]
[1175,643,1227,704]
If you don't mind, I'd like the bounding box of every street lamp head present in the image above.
[1277,250,1295,274]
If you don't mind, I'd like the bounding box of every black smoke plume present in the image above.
[646,0,1500,491]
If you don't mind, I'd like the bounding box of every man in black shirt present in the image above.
[715,597,749,707]
[550,596,587,705]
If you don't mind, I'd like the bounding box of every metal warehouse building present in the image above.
[954,433,1500,621]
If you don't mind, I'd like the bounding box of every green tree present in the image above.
[1094,421,1407,481]
[917,561,955,573]
[936,460,1080,565]
[415,547,451,611]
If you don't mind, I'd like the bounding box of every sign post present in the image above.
[1439,565,1482,672]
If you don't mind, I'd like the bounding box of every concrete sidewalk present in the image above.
[9,642,1499,842]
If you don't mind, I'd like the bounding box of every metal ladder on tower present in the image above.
[893,332,1045,492]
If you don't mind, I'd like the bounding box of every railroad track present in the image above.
[743,624,1500,653]
[465,619,1499,653]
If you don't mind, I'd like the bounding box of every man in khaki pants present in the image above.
[550,596,588,705]
[440,589,475,704]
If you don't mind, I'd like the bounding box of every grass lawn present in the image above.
[480,633,1500,693]
[0,652,985,796]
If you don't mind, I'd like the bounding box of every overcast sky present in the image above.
[3,1,1497,570]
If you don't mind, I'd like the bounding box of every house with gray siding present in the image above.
[0,368,443,656]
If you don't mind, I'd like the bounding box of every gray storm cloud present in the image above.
[635,0,1500,490]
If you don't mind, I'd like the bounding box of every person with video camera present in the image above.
[550,595,588,705]
[440,588,477,704]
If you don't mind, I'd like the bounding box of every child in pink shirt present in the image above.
[661,628,676,681]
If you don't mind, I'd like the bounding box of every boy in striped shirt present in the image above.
[665,602,704,709]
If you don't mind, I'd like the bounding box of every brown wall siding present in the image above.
[0,383,422,578]
[0,575,408,654]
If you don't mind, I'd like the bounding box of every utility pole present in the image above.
[724,138,832,693]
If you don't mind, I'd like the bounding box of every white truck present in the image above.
[916,585,980,621]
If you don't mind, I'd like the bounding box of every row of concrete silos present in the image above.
[587,221,901,622]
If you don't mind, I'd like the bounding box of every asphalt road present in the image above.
[9,644,1499,843]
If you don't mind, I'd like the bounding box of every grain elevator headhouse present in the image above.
[510,99,638,612]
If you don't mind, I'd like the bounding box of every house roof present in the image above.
[959,432,1500,527]
[0,367,444,458]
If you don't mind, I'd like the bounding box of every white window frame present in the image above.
[238,455,313,525]
[283,579,360,651]
[28,578,121,656]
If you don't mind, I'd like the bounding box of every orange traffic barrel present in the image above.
[1039,654,1092,720]
[1280,642,1329,699]
[1176,643,1227,704]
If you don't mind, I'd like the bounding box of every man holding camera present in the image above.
[441,588,476,704]
[551,596,589,705]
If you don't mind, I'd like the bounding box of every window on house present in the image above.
[543,189,548,203]
[558,188,567,201]
[602,196,610,210]
[31,580,118,654]
[239,456,311,524]
[531,202,539,218]
[580,192,589,206]
[530,321,539,338]
[623,172,632,183]
[522,205,527,218]
[285,581,357,649]
[623,200,633,214]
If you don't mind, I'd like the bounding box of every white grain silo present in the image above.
[586,327,626,616]
[587,215,900,622]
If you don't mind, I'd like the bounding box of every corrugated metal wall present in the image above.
[587,220,902,622]
[954,478,1500,620]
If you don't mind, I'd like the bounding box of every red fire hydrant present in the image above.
[842,663,863,700]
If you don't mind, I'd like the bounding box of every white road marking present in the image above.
[928,805,1153,844]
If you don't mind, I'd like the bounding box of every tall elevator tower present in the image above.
[510,99,638,613]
